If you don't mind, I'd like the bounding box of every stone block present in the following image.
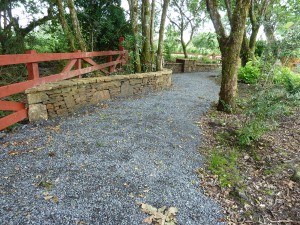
[109,88,121,98]
[28,104,48,121]
[90,90,110,103]
[120,81,133,97]
[46,104,54,110]
[56,108,68,115]
[130,79,142,85]
[142,78,148,84]
[27,93,49,104]
[64,96,76,108]
[99,81,121,90]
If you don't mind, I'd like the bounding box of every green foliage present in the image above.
[208,149,241,187]
[276,21,300,59]
[237,87,293,146]
[26,23,70,53]
[238,119,272,146]
[192,32,220,54]
[238,62,261,84]
[122,34,141,74]
[76,0,131,51]
[273,66,300,93]
[255,40,267,57]
[200,56,218,64]
[164,25,181,60]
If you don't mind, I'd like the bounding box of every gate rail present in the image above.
[0,41,128,130]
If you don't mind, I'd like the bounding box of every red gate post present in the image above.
[74,50,82,78]
[26,50,39,80]
[119,37,124,67]
[108,54,113,74]
[119,37,124,51]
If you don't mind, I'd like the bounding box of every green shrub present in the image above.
[237,88,292,145]
[273,66,300,93]
[238,62,261,84]
[238,119,272,145]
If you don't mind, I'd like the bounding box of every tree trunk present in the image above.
[182,42,188,58]
[218,42,240,110]
[206,0,251,111]
[150,0,155,69]
[240,0,271,66]
[56,0,75,51]
[240,24,260,66]
[141,0,152,72]
[240,33,251,67]
[128,0,141,73]
[264,13,276,44]
[156,0,170,71]
[67,0,87,51]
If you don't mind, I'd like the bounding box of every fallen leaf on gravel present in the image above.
[52,196,59,203]
[139,193,146,198]
[129,193,135,198]
[75,220,87,224]
[44,195,53,200]
[8,151,20,156]
[143,215,154,224]
[141,203,158,215]
[140,203,178,225]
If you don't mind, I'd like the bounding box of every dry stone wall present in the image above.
[25,70,172,121]
[164,59,220,73]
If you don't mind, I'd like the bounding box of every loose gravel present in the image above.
[0,72,224,225]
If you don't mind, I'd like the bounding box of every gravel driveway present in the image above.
[0,72,224,225]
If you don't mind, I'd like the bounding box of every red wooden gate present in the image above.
[0,40,128,130]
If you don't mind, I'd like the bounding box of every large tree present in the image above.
[128,0,142,72]
[0,0,54,54]
[76,0,130,51]
[128,0,170,72]
[141,0,152,72]
[264,0,300,65]
[66,0,86,51]
[206,0,251,111]
[240,0,271,66]
[157,0,171,71]
[56,0,75,51]
[168,0,204,58]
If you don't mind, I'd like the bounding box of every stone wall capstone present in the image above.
[25,69,172,121]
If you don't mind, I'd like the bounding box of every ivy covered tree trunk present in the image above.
[150,0,155,68]
[67,0,87,51]
[56,0,75,51]
[206,0,251,111]
[156,0,170,71]
[219,40,241,110]
[128,0,141,73]
[141,0,152,72]
[240,0,270,66]
[240,27,258,66]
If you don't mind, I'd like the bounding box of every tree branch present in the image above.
[205,0,227,40]
[225,0,233,24]
[20,4,55,36]
[167,15,181,30]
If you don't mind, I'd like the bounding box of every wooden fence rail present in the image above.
[0,40,128,130]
